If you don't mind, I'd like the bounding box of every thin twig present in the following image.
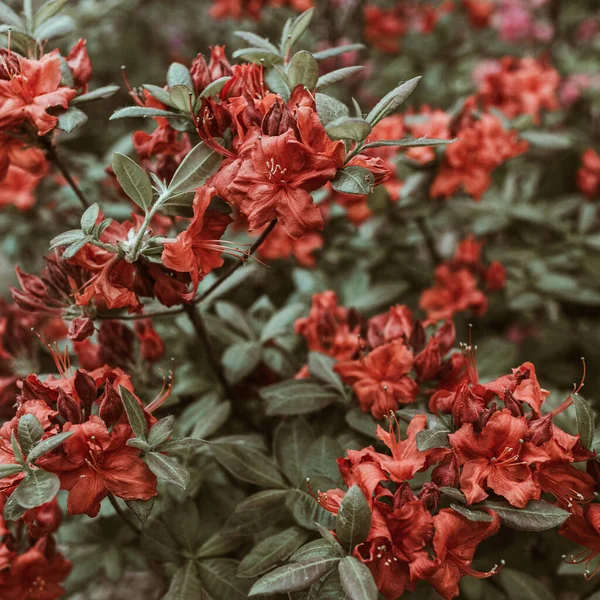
[108,493,141,535]
[40,137,90,209]
[416,216,443,266]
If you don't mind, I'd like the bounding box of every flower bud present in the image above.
[503,389,524,417]
[432,451,459,487]
[418,482,440,512]
[66,39,93,92]
[190,52,211,95]
[414,338,441,381]
[74,369,97,416]
[99,383,123,427]
[57,388,82,424]
[134,320,165,363]
[526,413,553,445]
[68,317,95,342]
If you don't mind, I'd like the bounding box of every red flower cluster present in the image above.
[431,97,528,200]
[296,292,465,418]
[476,56,560,124]
[577,148,600,200]
[209,0,312,20]
[419,235,506,321]
[318,414,500,599]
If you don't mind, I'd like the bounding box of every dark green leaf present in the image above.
[360,137,456,151]
[288,50,319,90]
[27,431,73,463]
[125,498,154,524]
[274,418,315,486]
[316,66,364,90]
[498,568,555,600]
[331,166,374,195]
[338,556,378,600]
[336,485,371,550]
[573,393,595,449]
[415,428,450,451]
[450,503,494,523]
[167,142,222,195]
[238,527,310,578]
[70,85,120,105]
[112,153,153,211]
[198,559,250,600]
[316,93,349,126]
[249,555,340,596]
[0,2,25,28]
[286,490,336,531]
[57,106,88,133]
[33,0,68,29]
[222,341,263,384]
[212,443,287,489]
[313,44,364,60]
[167,62,193,90]
[164,561,203,600]
[110,106,178,120]
[3,494,26,522]
[234,30,280,53]
[366,77,421,125]
[15,470,60,509]
[261,380,339,416]
[232,47,282,66]
[17,414,44,457]
[291,539,340,563]
[119,385,148,440]
[34,14,74,39]
[148,416,175,449]
[145,452,190,489]
[481,500,570,532]
[49,229,85,249]
[326,117,371,142]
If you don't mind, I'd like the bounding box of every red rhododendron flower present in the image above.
[44,416,157,517]
[162,186,233,299]
[257,222,323,266]
[0,537,71,600]
[412,508,501,599]
[477,56,560,124]
[335,340,418,419]
[449,409,549,507]
[0,50,76,136]
[559,504,600,577]
[577,148,600,200]
[430,98,528,200]
[66,39,93,93]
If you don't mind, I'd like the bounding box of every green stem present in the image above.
[108,493,141,536]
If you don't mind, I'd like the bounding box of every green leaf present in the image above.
[232,47,282,66]
[274,418,315,486]
[366,76,421,126]
[212,443,287,489]
[70,85,120,105]
[313,44,364,60]
[10,431,25,467]
[110,106,178,120]
[147,416,174,449]
[145,452,189,489]
[167,142,222,195]
[142,84,173,106]
[158,437,206,452]
[261,303,305,342]
[17,414,44,457]
[3,494,26,523]
[200,76,232,99]
[234,30,280,53]
[49,229,85,249]
[336,485,371,550]
[520,131,571,150]
[261,380,339,416]
[164,561,203,600]
[197,559,250,600]
[286,8,314,51]
[34,14,74,39]
[56,106,88,133]
[112,153,153,211]
[482,500,570,531]
[223,490,288,537]
[80,202,99,235]
[308,352,345,396]
[195,532,242,559]
[0,2,25,28]
[450,503,494,523]
[291,539,340,562]
[169,84,193,112]
[360,137,456,151]
[27,431,73,463]
[573,393,595,449]
[286,490,336,531]
[222,341,263,384]
[249,555,340,596]
[316,93,349,126]
[287,50,319,90]
[345,408,378,438]
[331,166,374,195]
[238,527,310,578]
[14,470,60,509]
[338,556,378,600]
[125,497,154,524]
[440,486,467,503]
[415,428,450,451]
[498,568,555,600]
[0,464,24,478]
[61,236,90,259]
[119,386,148,440]
[316,66,364,90]
[325,117,371,142]
[190,399,231,440]
[167,62,193,90]
[33,0,68,29]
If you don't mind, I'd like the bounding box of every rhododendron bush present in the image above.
[2,1,600,599]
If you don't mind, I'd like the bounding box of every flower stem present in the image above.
[108,493,141,536]
[40,137,90,210]
[416,216,443,266]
